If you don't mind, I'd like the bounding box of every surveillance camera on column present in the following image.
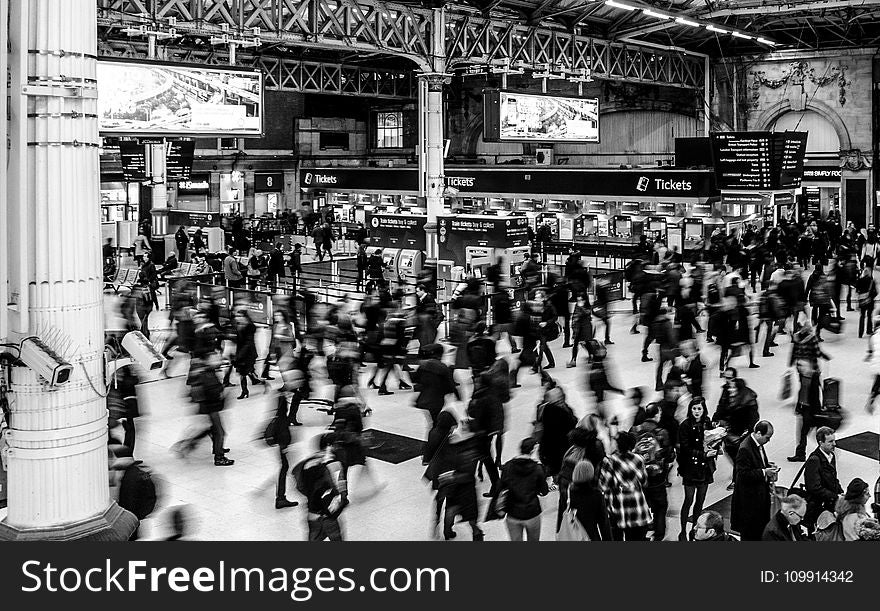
[19,337,74,386]
[121,331,167,371]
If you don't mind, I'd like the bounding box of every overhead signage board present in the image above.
[255,172,284,192]
[444,169,715,198]
[437,215,530,265]
[710,131,808,190]
[710,132,773,189]
[484,89,600,143]
[774,132,808,188]
[297,167,717,198]
[98,59,263,137]
[167,211,221,228]
[165,140,195,181]
[119,141,147,182]
[365,212,426,250]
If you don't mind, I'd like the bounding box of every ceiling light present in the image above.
[642,9,670,20]
[675,17,700,28]
[605,0,636,10]
[757,37,777,46]
[731,31,752,39]
[706,25,729,34]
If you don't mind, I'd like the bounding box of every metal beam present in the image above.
[98,39,417,99]
[96,0,434,69]
[694,0,880,18]
[447,14,707,89]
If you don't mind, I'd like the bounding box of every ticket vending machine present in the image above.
[536,212,560,240]
[645,216,668,242]
[397,249,425,284]
[465,246,493,279]
[382,248,401,283]
[682,218,704,250]
[611,216,633,238]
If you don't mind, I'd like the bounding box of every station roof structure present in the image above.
[455,0,880,54]
[95,0,880,97]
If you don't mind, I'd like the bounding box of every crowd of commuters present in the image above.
[106,207,880,541]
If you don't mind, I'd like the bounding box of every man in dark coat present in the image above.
[762,495,809,541]
[288,243,303,291]
[414,284,440,347]
[731,420,777,541]
[175,225,189,262]
[411,344,459,426]
[803,426,843,530]
[267,242,285,290]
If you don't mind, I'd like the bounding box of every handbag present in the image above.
[772,462,809,515]
[779,368,795,402]
[556,497,591,541]
[495,489,509,517]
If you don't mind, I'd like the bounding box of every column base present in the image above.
[0,503,139,541]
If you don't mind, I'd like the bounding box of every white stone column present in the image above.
[419,7,448,261]
[0,0,136,540]
[150,142,169,238]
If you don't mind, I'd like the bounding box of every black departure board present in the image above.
[166,140,195,181]
[774,132,808,188]
[119,141,147,182]
[710,131,808,190]
[710,132,773,189]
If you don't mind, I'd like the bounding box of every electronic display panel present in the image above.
[98,60,263,137]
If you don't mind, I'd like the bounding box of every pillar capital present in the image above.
[418,71,453,91]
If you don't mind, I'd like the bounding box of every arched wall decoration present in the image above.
[752,98,852,152]
[749,61,850,110]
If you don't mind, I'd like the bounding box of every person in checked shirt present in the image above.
[598,431,653,541]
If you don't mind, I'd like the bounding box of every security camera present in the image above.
[19,337,74,386]
[121,331,167,371]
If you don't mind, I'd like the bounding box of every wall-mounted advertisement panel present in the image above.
[98,60,263,137]
[484,90,599,143]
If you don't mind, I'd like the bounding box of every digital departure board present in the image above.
[119,141,147,182]
[166,140,195,181]
[710,131,808,190]
[774,132,808,188]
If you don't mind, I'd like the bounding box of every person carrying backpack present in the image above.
[293,435,348,541]
[264,378,299,510]
[111,445,158,541]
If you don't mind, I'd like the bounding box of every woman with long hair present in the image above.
[224,309,263,400]
[677,396,718,541]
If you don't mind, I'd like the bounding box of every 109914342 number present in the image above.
[783,571,854,583]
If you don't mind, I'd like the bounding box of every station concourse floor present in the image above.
[4,295,879,541]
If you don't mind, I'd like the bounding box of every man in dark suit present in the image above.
[731,420,778,541]
[267,242,285,291]
[804,426,843,531]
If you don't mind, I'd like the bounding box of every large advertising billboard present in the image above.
[484,90,599,142]
[98,60,263,137]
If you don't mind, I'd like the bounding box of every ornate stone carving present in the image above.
[840,149,870,172]
[749,61,850,109]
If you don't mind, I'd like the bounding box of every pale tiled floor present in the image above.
[3,291,878,541]
[121,297,879,541]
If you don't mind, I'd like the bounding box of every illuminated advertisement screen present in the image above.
[485,90,599,142]
[98,60,263,137]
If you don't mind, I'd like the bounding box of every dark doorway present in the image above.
[845,178,867,229]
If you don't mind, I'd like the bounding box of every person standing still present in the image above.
[730,420,777,541]
[175,225,189,262]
